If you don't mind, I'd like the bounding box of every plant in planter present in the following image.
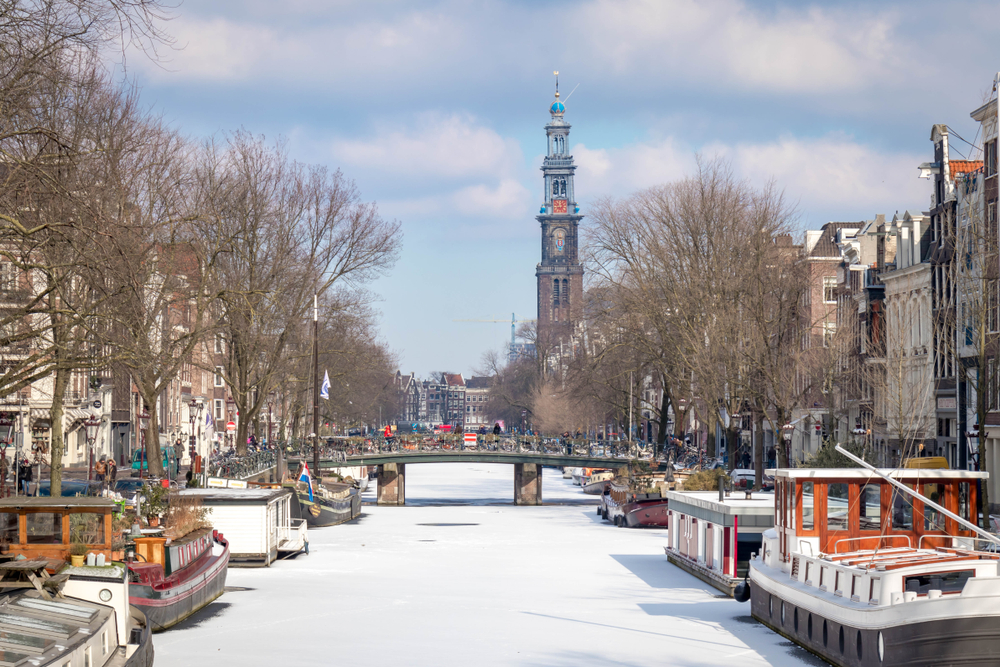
[142,483,169,527]
[69,542,88,567]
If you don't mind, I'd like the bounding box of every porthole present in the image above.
[878,631,884,662]
[793,608,798,632]
[781,601,785,625]
[857,630,863,660]
[98,588,112,602]
[823,620,828,647]
[839,626,845,654]
[807,614,813,640]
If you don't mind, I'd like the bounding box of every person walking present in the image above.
[17,459,31,495]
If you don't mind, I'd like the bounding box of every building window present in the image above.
[214,399,223,421]
[215,334,225,354]
[987,140,998,177]
[0,263,15,292]
[214,366,224,387]
[823,276,837,303]
[823,322,836,348]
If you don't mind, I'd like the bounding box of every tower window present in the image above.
[552,179,559,197]
[553,279,560,305]
[563,279,569,307]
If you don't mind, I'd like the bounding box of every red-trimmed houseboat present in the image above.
[743,461,1000,667]
[129,527,230,631]
[623,491,669,527]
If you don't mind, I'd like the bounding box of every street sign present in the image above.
[92,400,102,409]
[226,421,236,433]
[464,433,477,444]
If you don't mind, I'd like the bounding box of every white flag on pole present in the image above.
[320,370,331,400]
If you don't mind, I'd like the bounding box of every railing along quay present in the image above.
[284,434,658,462]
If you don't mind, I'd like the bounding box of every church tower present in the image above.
[536,74,584,347]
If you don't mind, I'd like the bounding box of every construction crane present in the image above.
[453,313,535,361]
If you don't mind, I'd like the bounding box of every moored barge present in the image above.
[742,449,1000,666]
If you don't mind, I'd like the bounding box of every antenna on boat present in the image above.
[834,444,1000,547]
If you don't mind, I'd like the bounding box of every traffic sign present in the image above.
[226,421,236,433]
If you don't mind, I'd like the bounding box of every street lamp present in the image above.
[139,409,150,480]
[85,416,100,482]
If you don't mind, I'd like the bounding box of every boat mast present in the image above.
[312,294,320,477]
[834,444,1000,547]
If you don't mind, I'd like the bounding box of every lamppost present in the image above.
[0,415,13,497]
[85,416,100,482]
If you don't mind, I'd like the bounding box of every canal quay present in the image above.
[156,463,817,667]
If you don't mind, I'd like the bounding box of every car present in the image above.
[36,479,104,497]
[130,446,179,478]
[730,468,775,491]
[347,428,363,436]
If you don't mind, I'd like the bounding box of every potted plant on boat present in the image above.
[143,483,168,527]
[69,542,88,567]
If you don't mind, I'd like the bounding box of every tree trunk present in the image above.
[754,412,764,490]
[143,392,165,477]
[726,424,738,472]
[48,366,71,498]
[655,383,671,459]
[236,416,248,456]
[776,408,790,468]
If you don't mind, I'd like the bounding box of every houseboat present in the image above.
[741,448,1000,666]
[0,497,153,665]
[297,480,362,528]
[174,488,300,566]
[664,488,775,595]
[129,526,230,631]
[599,480,629,525]
[582,470,616,495]
[623,491,670,528]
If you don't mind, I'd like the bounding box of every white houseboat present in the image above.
[175,488,304,566]
[664,488,774,595]
[741,449,1000,666]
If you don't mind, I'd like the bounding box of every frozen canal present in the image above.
[156,463,817,666]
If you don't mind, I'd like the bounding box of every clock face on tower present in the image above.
[553,199,568,214]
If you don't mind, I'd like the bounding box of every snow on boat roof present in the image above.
[175,488,290,503]
[774,468,987,480]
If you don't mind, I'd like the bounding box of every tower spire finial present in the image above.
[549,71,565,117]
[554,70,559,98]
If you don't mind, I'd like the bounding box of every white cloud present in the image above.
[572,0,905,93]
[331,113,522,181]
[709,134,929,218]
[573,138,694,200]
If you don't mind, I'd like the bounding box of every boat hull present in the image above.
[123,606,155,666]
[582,479,610,495]
[299,488,361,528]
[129,534,230,632]
[750,562,1000,667]
[623,498,669,527]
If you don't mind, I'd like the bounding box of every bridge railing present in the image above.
[285,434,657,461]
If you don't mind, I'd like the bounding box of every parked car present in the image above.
[36,479,104,497]
[130,446,179,478]
[730,468,774,491]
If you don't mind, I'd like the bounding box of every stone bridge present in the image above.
[294,451,637,506]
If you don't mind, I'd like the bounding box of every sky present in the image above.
[120,0,1000,379]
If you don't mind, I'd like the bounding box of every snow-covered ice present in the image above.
[155,463,817,666]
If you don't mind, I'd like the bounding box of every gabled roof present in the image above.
[949,160,983,176]
[808,221,865,258]
[444,373,465,387]
[466,376,492,389]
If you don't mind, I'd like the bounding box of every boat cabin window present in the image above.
[903,569,974,596]
[26,513,61,544]
[801,482,814,530]
[0,512,16,545]
[828,483,849,531]
[923,483,946,531]
[891,487,914,531]
[70,513,104,544]
[858,484,881,531]
[959,483,970,522]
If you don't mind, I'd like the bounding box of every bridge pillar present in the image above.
[377,463,405,505]
[514,463,542,505]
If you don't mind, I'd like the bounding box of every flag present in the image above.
[320,370,330,400]
[206,411,213,428]
[299,462,314,502]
